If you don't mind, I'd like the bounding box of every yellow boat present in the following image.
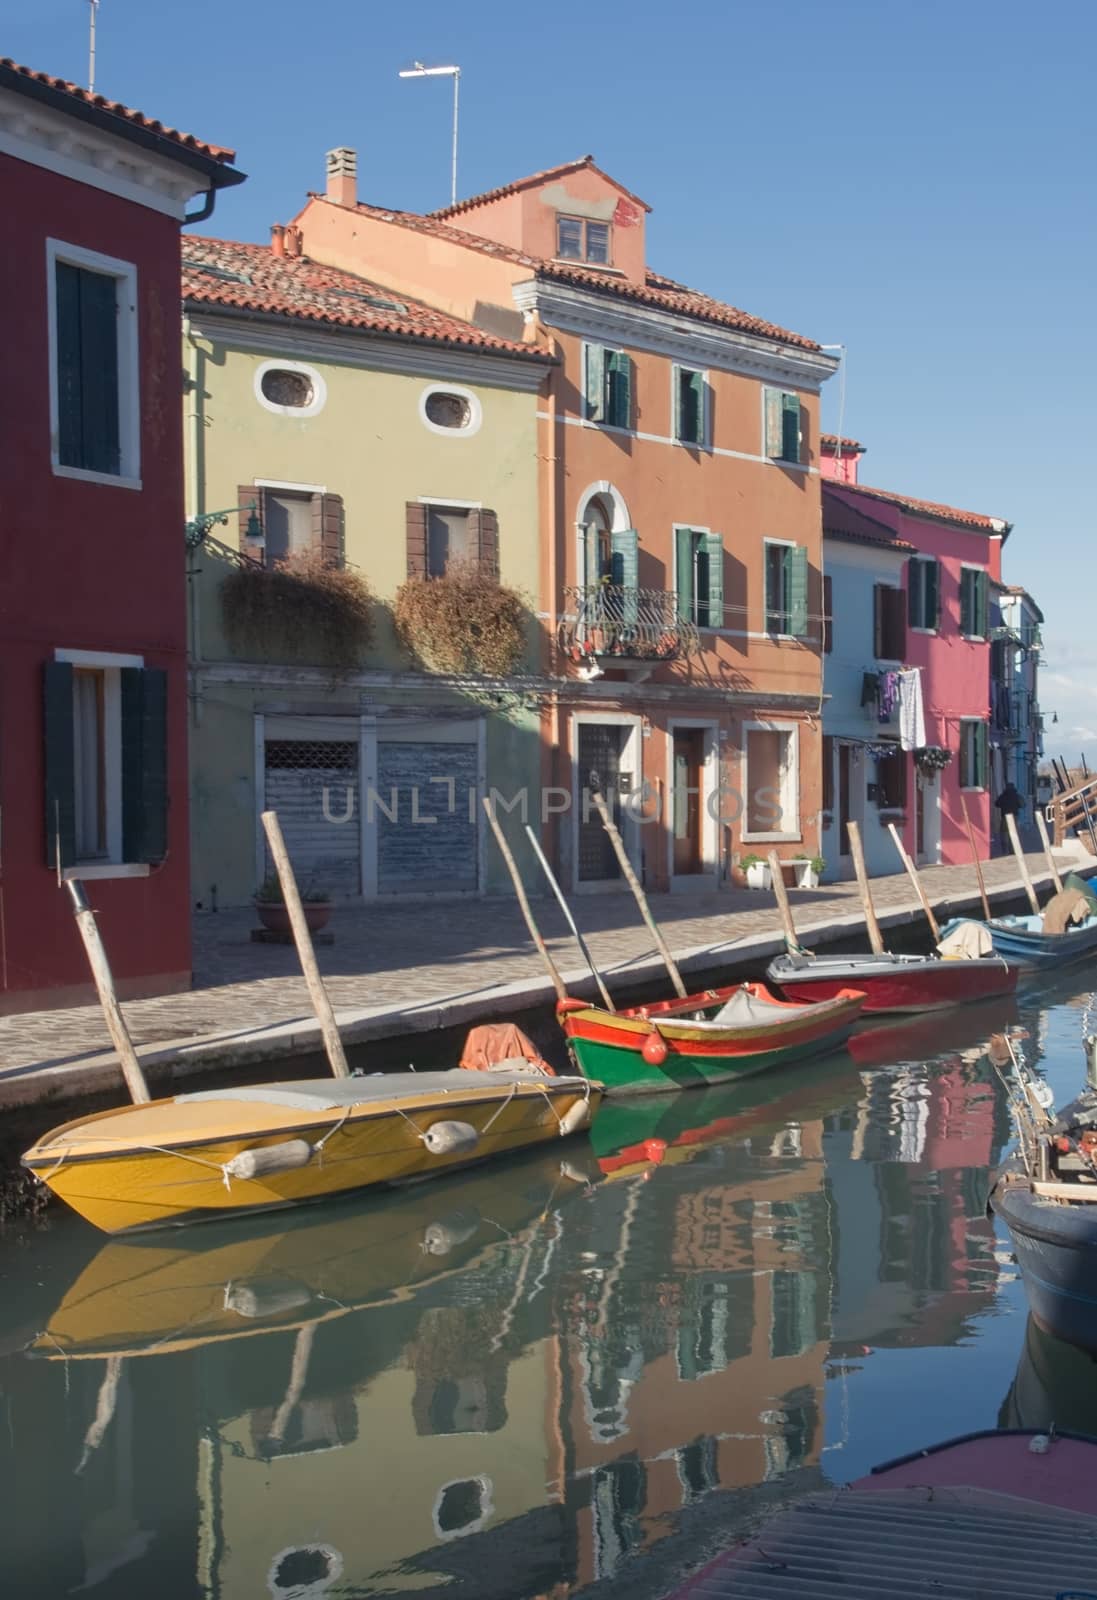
[22,1067,602,1235]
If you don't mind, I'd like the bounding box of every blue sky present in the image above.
[10,0,1096,758]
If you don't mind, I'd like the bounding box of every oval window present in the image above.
[261,368,314,409]
[425,391,473,430]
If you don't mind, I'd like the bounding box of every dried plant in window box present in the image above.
[394,562,530,677]
[220,551,373,670]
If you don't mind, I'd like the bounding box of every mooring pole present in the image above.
[64,879,151,1104]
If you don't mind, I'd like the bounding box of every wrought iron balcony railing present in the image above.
[559,585,701,664]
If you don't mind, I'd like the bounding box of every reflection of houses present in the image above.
[288,152,839,895]
[183,223,553,907]
[827,1058,1006,1351]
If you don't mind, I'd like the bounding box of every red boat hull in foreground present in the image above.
[767,951,1017,1014]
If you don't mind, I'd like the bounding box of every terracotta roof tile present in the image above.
[834,479,1011,536]
[181,236,551,362]
[821,432,865,453]
[0,56,237,168]
[823,486,916,553]
[432,155,652,218]
[347,201,820,351]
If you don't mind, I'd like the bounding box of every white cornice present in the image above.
[512,278,838,392]
[0,88,207,218]
[186,311,551,393]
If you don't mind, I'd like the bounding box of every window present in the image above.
[744,722,799,839]
[764,542,809,637]
[433,1476,493,1541]
[675,528,724,627]
[876,743,908,810]
[960,719,989,789]
[405,503,498,579]
[908,557,940,631]
[960,567,989,638]
[49,241,139,483]
[584,344,633,430]
[764,388,802,464]
[674,366,706,446]
[557,215,611,264]
[770,1270,817,1359]
[873,584,906,661]
[419,383,482,437]
[255,359,326,418]
[823,574,833,654]
[242,486,344,567]
[44,655,166,874]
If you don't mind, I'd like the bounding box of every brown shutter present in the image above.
[822,735,834,813]
[406,501,428,578]
[873,585,884,658]
[473,508,499,579]
[894,749,908,810]
[238,485,265,553]
[884,587,906,661]
[312,492,345,567]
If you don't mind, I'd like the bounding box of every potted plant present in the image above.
[253,872,332,935]
[802,855,826,889]
[739,853,771,890]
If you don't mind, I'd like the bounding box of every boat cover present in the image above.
[704,987,817,1027]
[936,919,994,959]
[178,1067,575,1113]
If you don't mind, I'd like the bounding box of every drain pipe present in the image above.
[184,313,204,727]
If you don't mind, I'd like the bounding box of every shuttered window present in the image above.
[584,344,633,429]
[908,557,940,630]
[764,388,802,464]
[54,261,123,476]
[675,528,724,627]
[877,744,908,810]
[960,719,989,789]
[674,367,706,446]
[241,487,346,568]
[609,528,639,626]
[405,503,499,579]
[960,567,989,638]
[873,584,906,661]
[765,542,809,637]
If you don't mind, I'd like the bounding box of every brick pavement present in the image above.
[0,849,1079,1106]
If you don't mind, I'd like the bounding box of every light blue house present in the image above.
[821,494,914,880]
[990,582,1044,843]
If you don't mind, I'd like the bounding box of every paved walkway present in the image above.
[0,848,1084,1109]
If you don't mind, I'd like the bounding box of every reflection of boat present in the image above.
[671,1430,1097,1598]
[846,990,1019,1068]
[557,983,864,1096]
[22,1066,601,1235]
[27,1146,597,1360]
[768,948,1016,1013]
[1001,1315,1097,1437]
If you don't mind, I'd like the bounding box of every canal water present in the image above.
[3,968,1097,1599]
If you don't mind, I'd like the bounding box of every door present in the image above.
[577,724,629,882]
[672,729,705,875]
[838,745,852,858]
[917,770,941,864]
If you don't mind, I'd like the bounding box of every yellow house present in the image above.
[182,231,552,906]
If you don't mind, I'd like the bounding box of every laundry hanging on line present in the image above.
[897,667,926,751]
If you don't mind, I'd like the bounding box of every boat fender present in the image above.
[222,1139,313,1182]
[422,1208,481,1255]
[559,1160,592,1183]
[642,1032,669,1066]
[557,997,588,1016]
[557,1098,593,1137]
[225,1277,315,1319]
[421,1120,480,1156]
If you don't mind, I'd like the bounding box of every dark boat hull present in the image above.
[768,951,1016,1014]
[991,1158,1097,1354]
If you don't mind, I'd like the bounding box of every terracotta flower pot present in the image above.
[254,899,332,935]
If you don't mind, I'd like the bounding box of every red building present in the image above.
[0,60,243,1012]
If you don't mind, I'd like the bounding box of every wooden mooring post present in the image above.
[886,822,941,942]
[847,821,886,956]
[481,797,568,1002]
[64,879,151,1104]
[959,794,992,920]
[1005,812,1041,917]
[1035,810,1064,895]
[767,852,801,951]
[591,787,688,999]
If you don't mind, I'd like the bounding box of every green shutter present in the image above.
[121,668,169,864]
[582,523,602,592]
[977,722,989,790]
[678,369,704,444]
[781,393,801,463]
[611,528,639,626]
[44,661,76,870]
[79,268,121,475]
[606,350,632,429]
[676,528,695,621]
[926,560,939,630]
[764,389,783,457]
[960,570,972,636]
[55,263,83,470]
[702,533,724,627]
[976,570,989,638]
[907,562,920,628]
[584,344,605,422]
[788,546,809,637]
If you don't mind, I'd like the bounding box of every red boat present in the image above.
[767,948,1017,1014]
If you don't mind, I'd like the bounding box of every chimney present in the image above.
[270,223,286,258]
[326,147,357,208]
[283,225,303,259]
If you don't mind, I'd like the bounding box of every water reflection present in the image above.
[0,987,1057,1599]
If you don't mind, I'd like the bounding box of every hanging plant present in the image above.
[915,745,953,773]
[221,551,373,671]
[394,562,530,677]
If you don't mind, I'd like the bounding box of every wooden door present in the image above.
[838,744,852,857]
[673,729,705,875]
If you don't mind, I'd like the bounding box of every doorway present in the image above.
[916,770,941,864]
[672,728,705,876]
[576,721,638,885]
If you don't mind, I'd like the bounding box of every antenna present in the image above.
[88,0,100,96]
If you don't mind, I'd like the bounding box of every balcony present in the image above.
[559,585,701,679]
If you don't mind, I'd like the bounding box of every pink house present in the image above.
[821,438,1009,866]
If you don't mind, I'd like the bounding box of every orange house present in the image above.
[292,154,838,893]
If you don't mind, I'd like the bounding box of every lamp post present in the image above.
[398,61,461,208]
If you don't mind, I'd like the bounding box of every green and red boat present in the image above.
[557,980,865,1096]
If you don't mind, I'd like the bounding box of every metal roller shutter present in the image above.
[264,738,360,898]
[377,740,478,894]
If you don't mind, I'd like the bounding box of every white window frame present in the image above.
[254,358,327,418]
[418,382,483,438]
[671,363,709,448]
[571,712,643,893]
[908,556,938,635]
[763,537,796,639]
[46,238,141,489]
[54,646,149,879]
[432,1476,495,1542]
[741,718,801,843]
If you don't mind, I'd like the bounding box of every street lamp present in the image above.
[398,61,461,208]
[185,502,262,552]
